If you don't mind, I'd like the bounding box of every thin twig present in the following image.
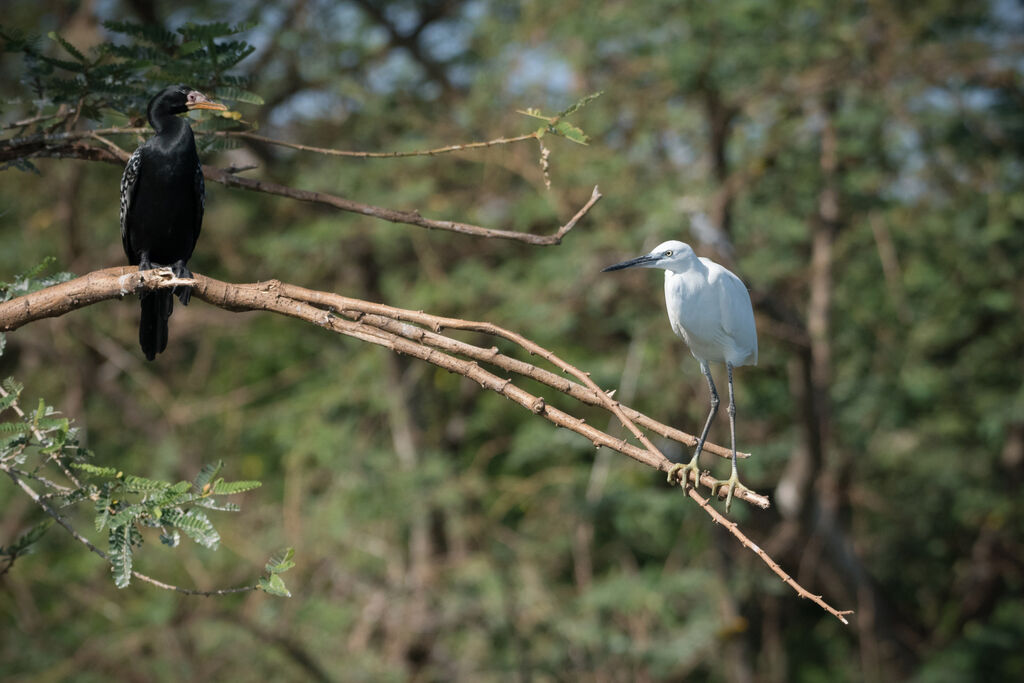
[205,165,602,245]
[0,109,76,130]
[0,383,81,488]
[1,465,256,596]
[5,467,73,494]
[4,132,602,246]
[218,130,539,158]
[681,482,854,624]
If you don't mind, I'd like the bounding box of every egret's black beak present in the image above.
[602,254,658,272]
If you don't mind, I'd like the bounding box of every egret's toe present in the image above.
[667,458,701,491]
[710,473,752,514]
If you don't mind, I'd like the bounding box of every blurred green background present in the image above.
[2,1,1023,680]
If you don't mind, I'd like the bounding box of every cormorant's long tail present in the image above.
[139,290,173,361]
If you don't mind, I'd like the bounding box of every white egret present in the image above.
[603,240,758,512]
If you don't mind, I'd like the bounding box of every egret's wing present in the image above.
[715,268,758,365]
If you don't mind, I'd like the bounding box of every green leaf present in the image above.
[211,479,261,495]
[121,475,170,494]
[258,573,291,598]
[2,519,53,558]
[35,54,87,73]
[94,490,112,531]
[177,21,235,41]
[265,547,295,575]
[166,509,220,549]
[2,378,25,396]
[0,382,19,412]
[35,416,69,432]
[516,108,550,122]
[108,524,134,588]
[102,20,176,46]
[0,395,17,414]
[72,463,118,478]
[556,90,603,118]
[194,460,224,491]
[108,505,142,528]
[47,32,87,63]
[212,86,264,105]
[192,498,240,512]
[178,40,202,56]
[550,121,589,145]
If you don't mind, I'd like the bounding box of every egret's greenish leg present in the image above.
[668,360,719,491]
[710,363,752,512]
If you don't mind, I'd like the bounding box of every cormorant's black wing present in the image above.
[193,159,205,245]
[120,146,144,263]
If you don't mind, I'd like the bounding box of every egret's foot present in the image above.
[666,459,701,491]
[170,261,193,306]
[710,472,753,514]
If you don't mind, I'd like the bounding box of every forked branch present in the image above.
[0,128,602,245]
[0,267,852,623]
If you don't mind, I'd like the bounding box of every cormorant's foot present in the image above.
[170,261,193,305]
[666,458,701,491]
[138,254,154,271]
[709,472,753,514]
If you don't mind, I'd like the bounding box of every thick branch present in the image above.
[272,282,748,462]
[0,267,856,621]
[0,267,763,497]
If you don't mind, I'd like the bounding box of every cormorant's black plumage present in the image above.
[120,85,226,360]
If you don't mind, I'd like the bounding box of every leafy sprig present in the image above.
[0,261,286,596]
[74,459,261,588]
[0,20,262,134]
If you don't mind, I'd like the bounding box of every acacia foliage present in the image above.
[1,2,1023,681]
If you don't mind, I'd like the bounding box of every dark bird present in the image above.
[119,85,226,360]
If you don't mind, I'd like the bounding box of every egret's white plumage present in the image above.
[603,240,758,511]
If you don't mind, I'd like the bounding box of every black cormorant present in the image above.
[119,85,226,360]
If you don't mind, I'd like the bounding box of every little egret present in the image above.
[603,240,758,512]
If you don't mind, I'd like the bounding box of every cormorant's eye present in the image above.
[664,250,673,257]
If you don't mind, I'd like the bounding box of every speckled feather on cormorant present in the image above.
[119,85,226,360]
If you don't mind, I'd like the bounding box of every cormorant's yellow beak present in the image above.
[185,91,228,111]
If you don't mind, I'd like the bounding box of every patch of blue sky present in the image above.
[267,89,350,128]
[502,45,577,104]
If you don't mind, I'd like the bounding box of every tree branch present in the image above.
[0,267,854,621]
[216,130,540,158]
[0,130,602,246]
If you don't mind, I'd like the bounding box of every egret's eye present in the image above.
[664,250,673,257]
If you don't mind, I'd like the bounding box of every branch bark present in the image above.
[0,267,856,623]
[0,130,602,246]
